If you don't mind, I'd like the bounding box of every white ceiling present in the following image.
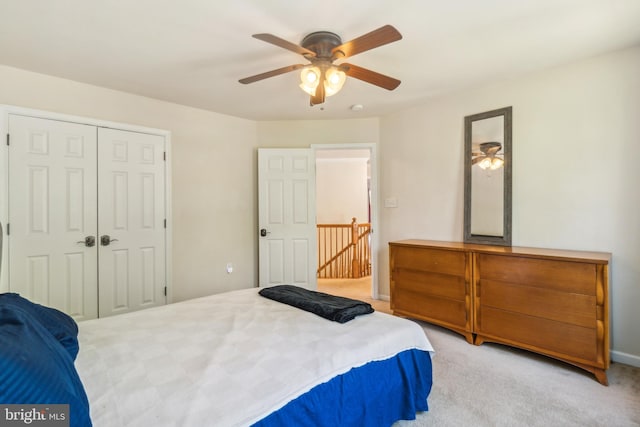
[1,0,640,121]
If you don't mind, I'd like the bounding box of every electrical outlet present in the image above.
[226,263,233,274]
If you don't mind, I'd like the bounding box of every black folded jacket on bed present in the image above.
[259,285,374,323]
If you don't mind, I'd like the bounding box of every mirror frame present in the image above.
[464,106,512,246]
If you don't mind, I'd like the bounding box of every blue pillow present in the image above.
[0,295,91,427]
[0,293,79,360]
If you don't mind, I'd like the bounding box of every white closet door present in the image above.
[97,128,166,317]
[8,114,98,320]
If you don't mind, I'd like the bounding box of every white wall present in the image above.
[257,118,379,147]
[316,158,369,224]
[378,46,640,365]
[0,65,258,302]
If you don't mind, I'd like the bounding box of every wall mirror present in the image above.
[464,106,512,246]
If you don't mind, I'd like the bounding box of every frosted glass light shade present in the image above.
[478,157,504,170]
[324,67,346,96]
[299,66,321,96]
[299,65,346,98]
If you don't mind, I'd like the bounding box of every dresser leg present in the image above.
[594,369,609,386]
[463,332,474,345]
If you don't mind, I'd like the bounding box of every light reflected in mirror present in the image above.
[464,107,512,246]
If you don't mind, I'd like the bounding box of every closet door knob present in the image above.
[100,235,119,246]
[77,236,96,247]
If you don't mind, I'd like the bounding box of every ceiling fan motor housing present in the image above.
[301,31,343,59]
[479,141,502,155]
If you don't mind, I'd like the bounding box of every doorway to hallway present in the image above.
[314,144,378,301]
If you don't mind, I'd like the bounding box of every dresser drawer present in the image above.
[393,246,466,277]
[478,306,599,365]
[477,253,596,295]
[393,285,467,328]
[478,280,597,328]
[393,268,466,301]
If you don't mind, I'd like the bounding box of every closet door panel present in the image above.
[97,128,166,317]
[8,114,98,320]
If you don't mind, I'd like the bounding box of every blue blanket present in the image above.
[0,293,92,427]
[254,348,432,426]
[259,285,374,323]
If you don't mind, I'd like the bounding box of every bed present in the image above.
[75,287,434,426]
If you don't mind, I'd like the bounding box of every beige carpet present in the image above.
[397,323,640,427]
[319,278,640,427]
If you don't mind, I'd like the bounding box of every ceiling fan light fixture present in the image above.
[478,157,504,170]
[241,26,403,105]
[300,66,321,96]
[324,66,346,97]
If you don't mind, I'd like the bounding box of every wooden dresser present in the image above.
[389,240,611,385]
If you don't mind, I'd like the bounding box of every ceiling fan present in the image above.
[472,142,505,170]
[239,25,402,106]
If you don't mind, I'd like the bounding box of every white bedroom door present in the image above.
[258,148,317,290]
[97,128,167,317]
[7,114,99,320]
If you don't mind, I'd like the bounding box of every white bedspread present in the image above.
[75,287,434,426]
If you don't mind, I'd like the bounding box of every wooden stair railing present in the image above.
[317,218,371,279]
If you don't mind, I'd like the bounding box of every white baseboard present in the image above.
[611,350,640,368]
[378,294,390,302]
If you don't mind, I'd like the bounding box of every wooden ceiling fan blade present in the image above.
[331,25,402,60]
[472,156,486,165]
[310,82,326,106]
[239,64,304,84]
[253,33,316,57]
[341,63,401,90]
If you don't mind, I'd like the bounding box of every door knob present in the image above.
[100,235,119,246]
[77,236,96,247]
[260,228,270,237]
